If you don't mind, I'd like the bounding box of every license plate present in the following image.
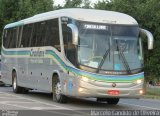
[107,90,120,95]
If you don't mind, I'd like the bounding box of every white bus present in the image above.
[1,8,153,104]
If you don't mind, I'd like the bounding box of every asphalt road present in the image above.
[0,86,160,116]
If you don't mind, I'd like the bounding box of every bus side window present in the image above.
[3,29,11,48]
[3,27,22,48]
[31,23,37,47]
[44,19,61,52]
[32,21,47,47]
[8,28,17,48]
[3,29,8,48]
[21,24,33,47]
[17,26,23,48]
[40,22,47,46]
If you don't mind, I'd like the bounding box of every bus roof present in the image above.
[4,8,138,29]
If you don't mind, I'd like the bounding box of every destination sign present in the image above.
[83,24,108,30]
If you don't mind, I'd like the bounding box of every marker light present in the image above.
[139,90,144,94]
[81,76,89,82]
[78,87,83,92]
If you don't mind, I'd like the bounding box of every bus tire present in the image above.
[97,98,107,102]
[106,98,119,105]
[12,71,23,93]
[97,98,119,105]
[52,75,67,103]
[22,88,29,94]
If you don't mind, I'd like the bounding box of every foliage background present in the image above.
[0,0,159,81]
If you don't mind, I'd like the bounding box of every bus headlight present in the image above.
[81,76,89,82]
[134,79,143,84]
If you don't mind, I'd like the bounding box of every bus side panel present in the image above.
[27,57,55,92]
[1,55,17,85]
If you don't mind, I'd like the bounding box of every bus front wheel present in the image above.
[97,98,119,105]
[52,76,67,103]
[106,98,119,105]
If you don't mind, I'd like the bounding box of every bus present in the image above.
[1,8,153,104]
[0,55,3,85]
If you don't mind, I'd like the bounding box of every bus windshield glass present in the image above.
[77,22,143,74]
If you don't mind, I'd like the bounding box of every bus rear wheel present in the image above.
[12,71,23,93]
[52,76,67,103]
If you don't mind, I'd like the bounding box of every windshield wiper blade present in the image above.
[119,51,131,74]
[96,49,110,73]
[116,40,131,74]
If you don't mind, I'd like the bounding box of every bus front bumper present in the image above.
[75,79,144,98]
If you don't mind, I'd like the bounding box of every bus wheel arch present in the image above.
[52,72,67,103]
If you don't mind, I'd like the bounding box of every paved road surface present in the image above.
[0,86,160,116]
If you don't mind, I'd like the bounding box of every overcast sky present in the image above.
[54,0,101,6]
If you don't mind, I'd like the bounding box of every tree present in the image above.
[0,0,20,46]
[63,0,83,8]
[82,0,91,8]
[0,0,54,49]
[57,0,91,9]
[16,0,54,20]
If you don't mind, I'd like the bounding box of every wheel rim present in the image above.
[13,74,17,90]
[55,82,61,100]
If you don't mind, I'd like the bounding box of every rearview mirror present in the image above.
[67,24,78,45]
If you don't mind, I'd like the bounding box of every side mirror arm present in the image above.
[140,29,154,50]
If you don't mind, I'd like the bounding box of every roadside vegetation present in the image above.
[144,86,160,99]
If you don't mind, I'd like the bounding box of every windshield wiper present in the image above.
[97,37,111,73]
[119,51,131,74]
[116,40,131,74]
[96,48,110,73]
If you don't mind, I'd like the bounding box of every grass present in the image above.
[143,86,160,99]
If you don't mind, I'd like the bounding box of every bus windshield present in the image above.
[77,22,143,74]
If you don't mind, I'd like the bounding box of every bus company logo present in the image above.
[112,83,116,87]
[30,48,45,57]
